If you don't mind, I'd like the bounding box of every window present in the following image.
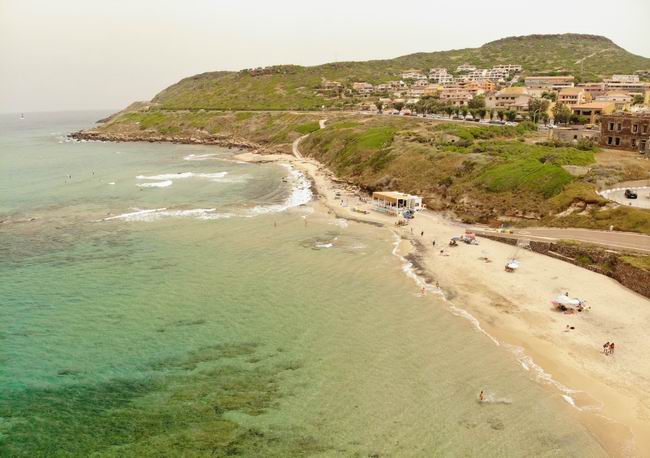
[633,124,638,133]
[632,138,637,147]
[608,122,614,131]
[615,137,621,146]
[607,136,613,145]
[617,123,622,131]
[643,125,648,134]
[642,140,647,151]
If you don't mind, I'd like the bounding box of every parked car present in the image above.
[624,189,638,199]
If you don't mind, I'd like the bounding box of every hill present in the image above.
[152,34,650,111]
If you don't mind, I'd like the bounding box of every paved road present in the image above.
[599,183,650,210]
[504,228,650,254]
[293,119,327,159]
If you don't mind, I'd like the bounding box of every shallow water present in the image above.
[0,112,606,456]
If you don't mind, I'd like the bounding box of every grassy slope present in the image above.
[93,109,650,233]
[299,116,650,233]
[153,34,650,110]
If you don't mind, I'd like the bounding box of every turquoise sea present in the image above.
[0,112,606,456]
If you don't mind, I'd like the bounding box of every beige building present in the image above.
[571,102,616,124]
[557,87,590,106]
[439,87,475,106]
[485,87,531,110]
[525,76,575,90]
[594,92,633,111]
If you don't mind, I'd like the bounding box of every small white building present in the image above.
[371,191,423,215]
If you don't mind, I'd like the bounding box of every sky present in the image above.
[1,0,649,113]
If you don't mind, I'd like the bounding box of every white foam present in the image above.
[315,243,334,248]
[102,208,232,222]
[183,153,217,161]
[103,208,167,222]
[137,180,173,188]
[136,172,228,180]
[247,164,312,216]
[331,218,348,228]
[108,182,116,185]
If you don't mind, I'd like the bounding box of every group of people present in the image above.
[603,341,616,356]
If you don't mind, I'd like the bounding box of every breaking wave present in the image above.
[136,172,228,180]
[102,208,233,222]
[247,164,312,216]
[137,180,173,188]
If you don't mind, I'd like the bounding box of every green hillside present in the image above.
[153,34,650,111]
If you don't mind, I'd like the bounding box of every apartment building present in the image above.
[571,102,615,124]
[456,63,477,72]
[594,92,633,111]
[557,87,590,106]
[401,69,427,80]
[524,76,575,90]
[485,87,531,110]
[352,82,374,95]
[600,113,650,152]
[439,87,475,106]
[492,64,522,73]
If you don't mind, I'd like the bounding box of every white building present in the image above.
[608,74,640,83]
[401,69,427,80]
[456,63,476,72]
[372,191,423,215]
[492,64,522,73]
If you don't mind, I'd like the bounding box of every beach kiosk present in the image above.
[371,191,423,215]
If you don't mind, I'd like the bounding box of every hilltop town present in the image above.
[316,65,650,153]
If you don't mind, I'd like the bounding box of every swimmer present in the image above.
[479,390,485,402]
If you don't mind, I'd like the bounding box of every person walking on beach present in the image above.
[432,240,436,247]
[603,342,610,355]
[609,342,615,355]
[479,391,485,402]
[420,231,424,237]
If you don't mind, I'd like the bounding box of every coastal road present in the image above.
[480,227,650,254]
[293,119,327,159]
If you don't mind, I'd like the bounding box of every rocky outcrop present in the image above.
[70,130,265,151]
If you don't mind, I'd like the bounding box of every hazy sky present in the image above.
[1,0,649,113]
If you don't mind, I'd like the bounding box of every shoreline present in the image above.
[235,150,650,457]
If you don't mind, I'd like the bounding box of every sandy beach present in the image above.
[236,149,650,457]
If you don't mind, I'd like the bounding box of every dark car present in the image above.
[624,189,638,199]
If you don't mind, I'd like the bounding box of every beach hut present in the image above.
[371,191,423,215]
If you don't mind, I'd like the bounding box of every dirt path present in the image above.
[292,119,327,159]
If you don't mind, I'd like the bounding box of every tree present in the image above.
[552,103,572,125]
[633,94,645,105]
[393,101,405,112]
[478,108,487,120]
[569,113,589,125]
[496,110,505,121]
[528,98,550,123]
[468,94,486,109]
[542,91,557,102]
[376,100,384,113]
[460,107,469,118]
[505,110,517,122]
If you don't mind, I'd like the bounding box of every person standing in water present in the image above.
[479,391,485,402]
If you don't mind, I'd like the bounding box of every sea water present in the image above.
[0,112,606,456]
